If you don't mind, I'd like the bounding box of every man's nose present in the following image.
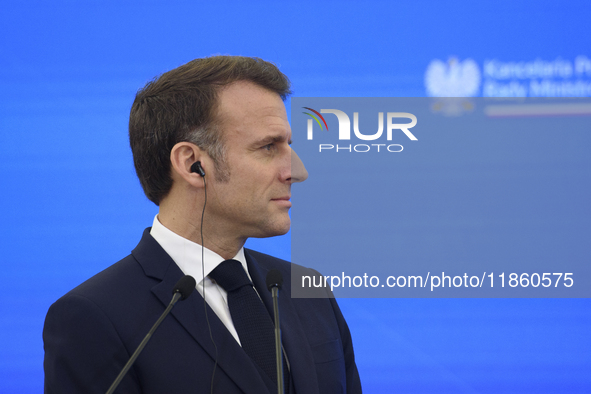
[289,149,308,183]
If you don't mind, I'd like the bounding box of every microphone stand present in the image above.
[105,275,195,394]
[105,293,181,394]
[271,285,284,394]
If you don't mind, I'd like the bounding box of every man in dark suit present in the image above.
[43,56,362,393]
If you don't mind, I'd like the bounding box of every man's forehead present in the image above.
[217,81,284,111]
[216,82,287,130]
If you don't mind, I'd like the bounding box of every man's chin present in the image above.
[267,224,291,238]
[275,225,290,236]
[252,219,291,239]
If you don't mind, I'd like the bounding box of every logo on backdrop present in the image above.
[425,57,481,97]
[302,107,417,153]
[425,55,591,97]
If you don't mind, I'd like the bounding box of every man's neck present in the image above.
[157,210,246,260]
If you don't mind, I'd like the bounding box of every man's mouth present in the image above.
[272,196,291,201]
[271,196,292,207]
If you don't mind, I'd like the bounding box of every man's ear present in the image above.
[170,142,208,187]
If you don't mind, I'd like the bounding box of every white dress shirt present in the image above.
[150,214,251,345]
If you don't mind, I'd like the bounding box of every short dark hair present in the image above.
[129,56,292,205]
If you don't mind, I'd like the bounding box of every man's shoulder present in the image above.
[53,228,171,305]
[50,252,149,310]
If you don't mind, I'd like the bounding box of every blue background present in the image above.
[290,97,591,298]
[1,1,590,392]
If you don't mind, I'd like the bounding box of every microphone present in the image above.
[266,269,284,394]
[173,275,198,300]
[266,269,283,291]
[105,275,196,394]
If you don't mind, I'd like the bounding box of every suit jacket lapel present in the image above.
[132,229,271,394]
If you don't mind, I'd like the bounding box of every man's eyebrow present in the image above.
[254,134,291,145]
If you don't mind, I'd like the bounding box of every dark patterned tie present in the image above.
[209,259,289,392]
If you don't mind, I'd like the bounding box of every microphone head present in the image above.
[266,269,283,291]
[173,275,196,300]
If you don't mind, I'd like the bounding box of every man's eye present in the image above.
[263,143,275,151]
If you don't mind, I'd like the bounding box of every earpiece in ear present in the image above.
[190,161,205,177]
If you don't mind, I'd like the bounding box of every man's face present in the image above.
[205,81,308,242]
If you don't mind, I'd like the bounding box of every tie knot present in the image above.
[209,259,252,292]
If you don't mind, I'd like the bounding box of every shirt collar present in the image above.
[149,214,249,285]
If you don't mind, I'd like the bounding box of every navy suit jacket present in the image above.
[43,229,362,393]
